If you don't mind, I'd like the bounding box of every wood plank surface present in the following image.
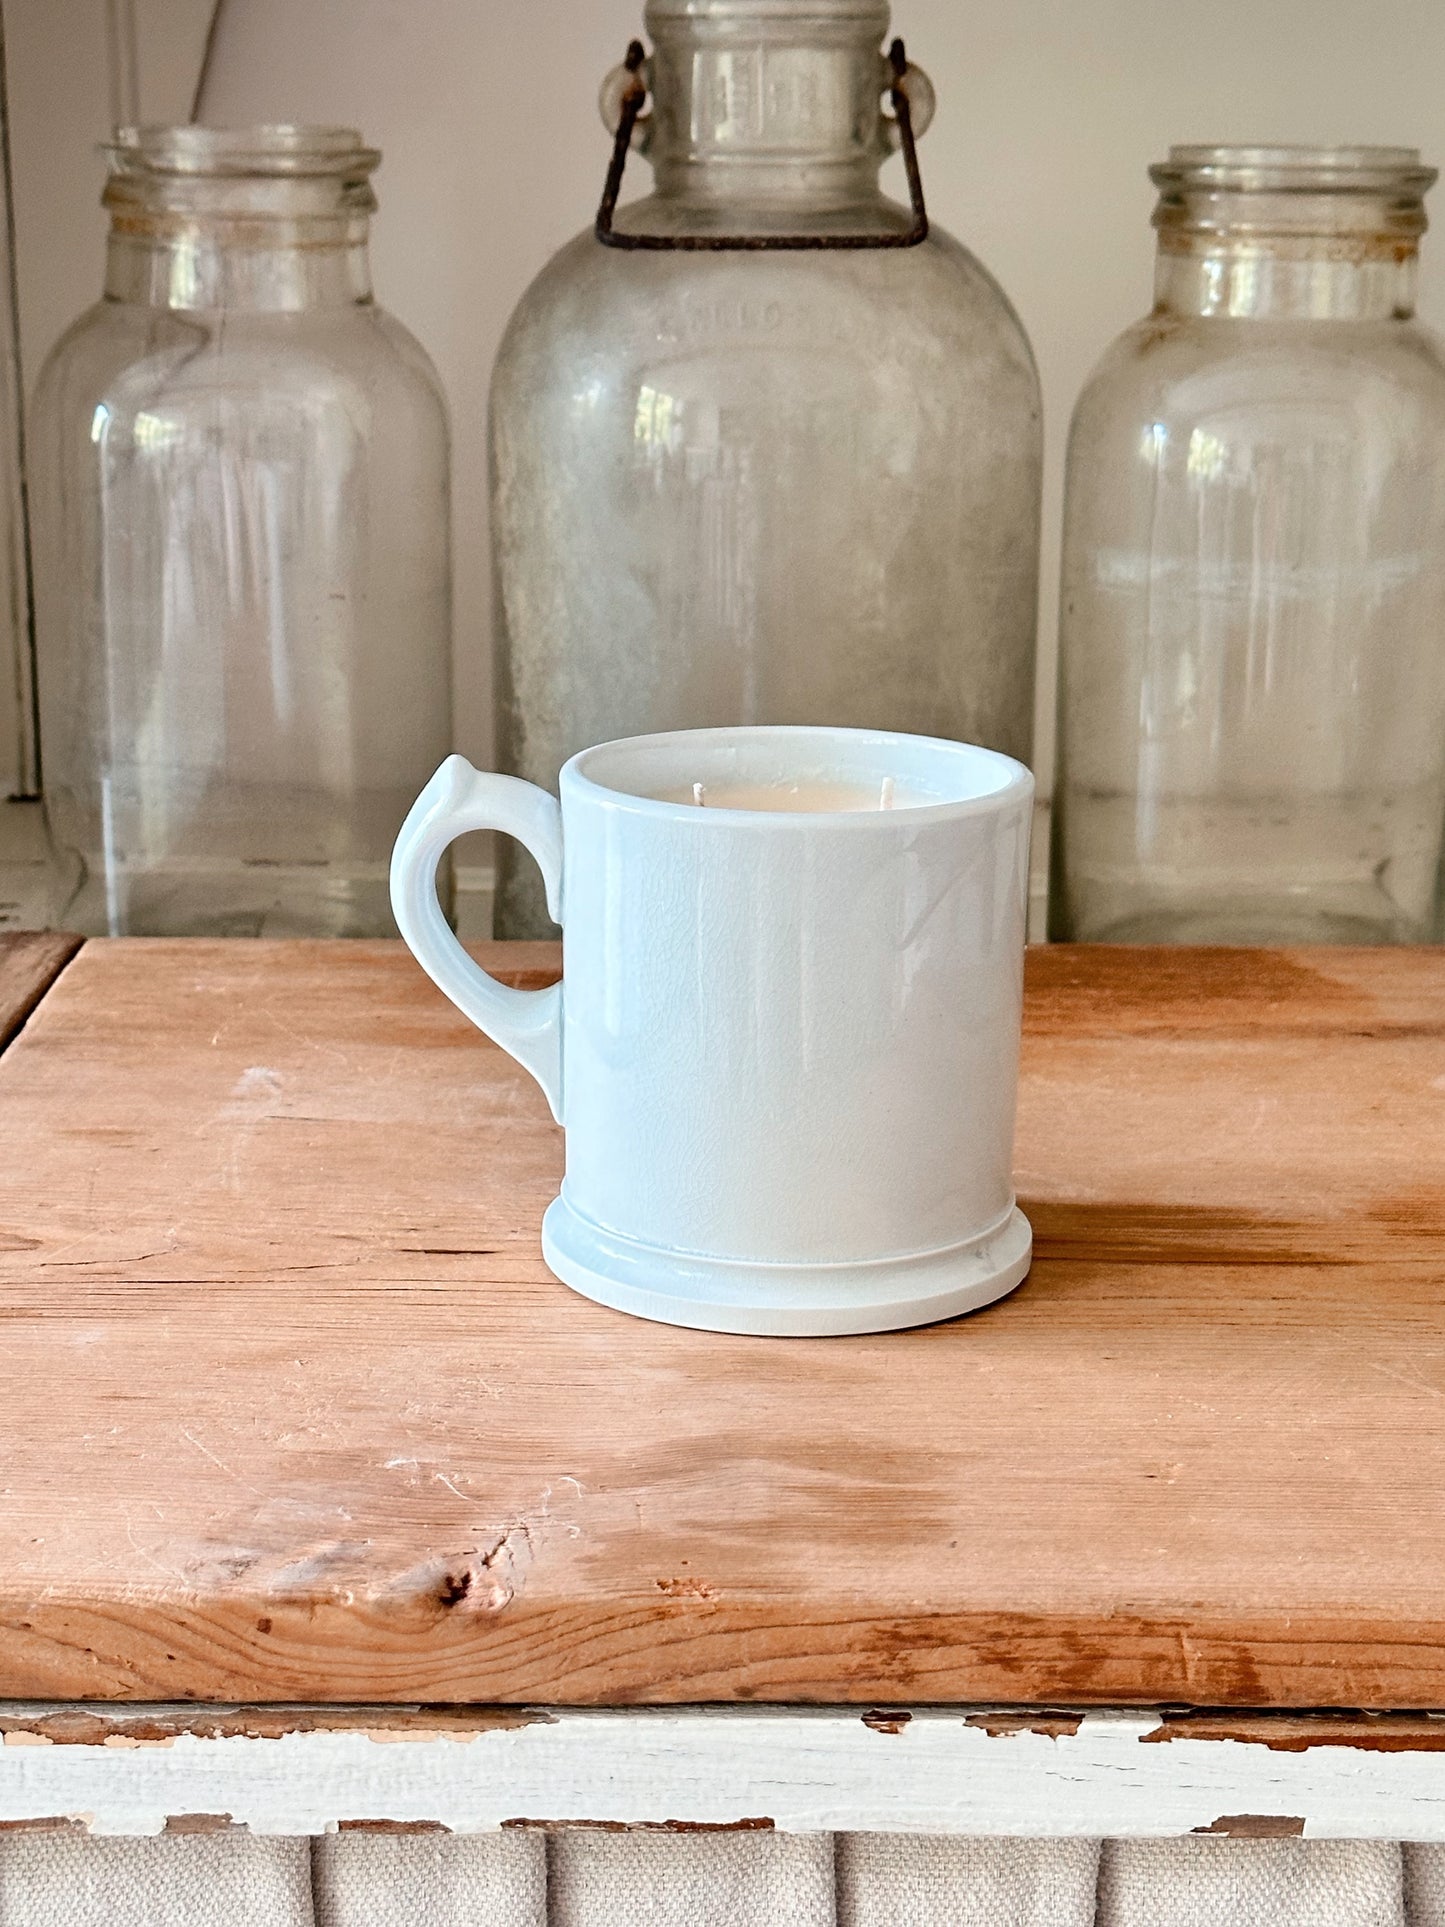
[2,939,1445,1706]
[0,932,80,1054]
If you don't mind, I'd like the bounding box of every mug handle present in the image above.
[390,755,564,1122]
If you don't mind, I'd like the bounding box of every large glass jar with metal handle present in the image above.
[1052,146,1445,944]
[32,125,451,937]
[490,0,1042,935]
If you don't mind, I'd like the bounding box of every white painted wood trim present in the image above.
[7,1706,1445,1840]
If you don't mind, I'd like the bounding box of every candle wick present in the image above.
[692,782,707,808]
[879,777,896,810]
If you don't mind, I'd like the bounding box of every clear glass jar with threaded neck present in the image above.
[489,0,1042,936]
[1052,145,1445,944]
[31,126,452,937]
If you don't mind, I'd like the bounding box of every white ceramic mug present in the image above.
[391,726,1034,1336]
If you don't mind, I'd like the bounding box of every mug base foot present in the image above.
[540,1199,1032,1338]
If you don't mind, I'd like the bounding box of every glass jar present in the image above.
[32,125,452,937]
[1052,145,1445,944]
[490,0,1042,935]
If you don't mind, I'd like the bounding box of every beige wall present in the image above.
[9,0,1445,796]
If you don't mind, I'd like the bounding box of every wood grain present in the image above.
[0,931,80,1054]
[2,939,1445,1705]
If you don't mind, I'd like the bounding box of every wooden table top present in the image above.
[2,936,1445,1707]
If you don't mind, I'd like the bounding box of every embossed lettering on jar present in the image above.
[489,0,1042,935]
[1053,146,1445,944]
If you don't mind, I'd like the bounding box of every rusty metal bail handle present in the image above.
[595,37,930,252]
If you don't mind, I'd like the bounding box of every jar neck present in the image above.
[1148,146,1435,323]
[643,5,892,210]
[101,125,378,312]
[103,216,373,311]
[1153,237,1418,321]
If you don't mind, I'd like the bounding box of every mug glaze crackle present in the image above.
[390,726,1033,1336]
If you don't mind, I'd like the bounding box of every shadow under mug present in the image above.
[390,725,1034,1337]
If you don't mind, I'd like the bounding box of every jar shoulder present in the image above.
[367,306,449,411]
[34,298,446,430]
[491,214,1039,399]
[1070,309,1445,448]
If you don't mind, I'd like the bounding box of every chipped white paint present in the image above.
[6,1708,1445,1838]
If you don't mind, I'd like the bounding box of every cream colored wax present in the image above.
[657,778,918,813]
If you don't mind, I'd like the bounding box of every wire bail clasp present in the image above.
[595,36,931,252]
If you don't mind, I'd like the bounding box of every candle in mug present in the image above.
[389,724,1036,1336]
[659,777,917,812]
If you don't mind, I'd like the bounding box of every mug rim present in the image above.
[560,725,1035,823]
